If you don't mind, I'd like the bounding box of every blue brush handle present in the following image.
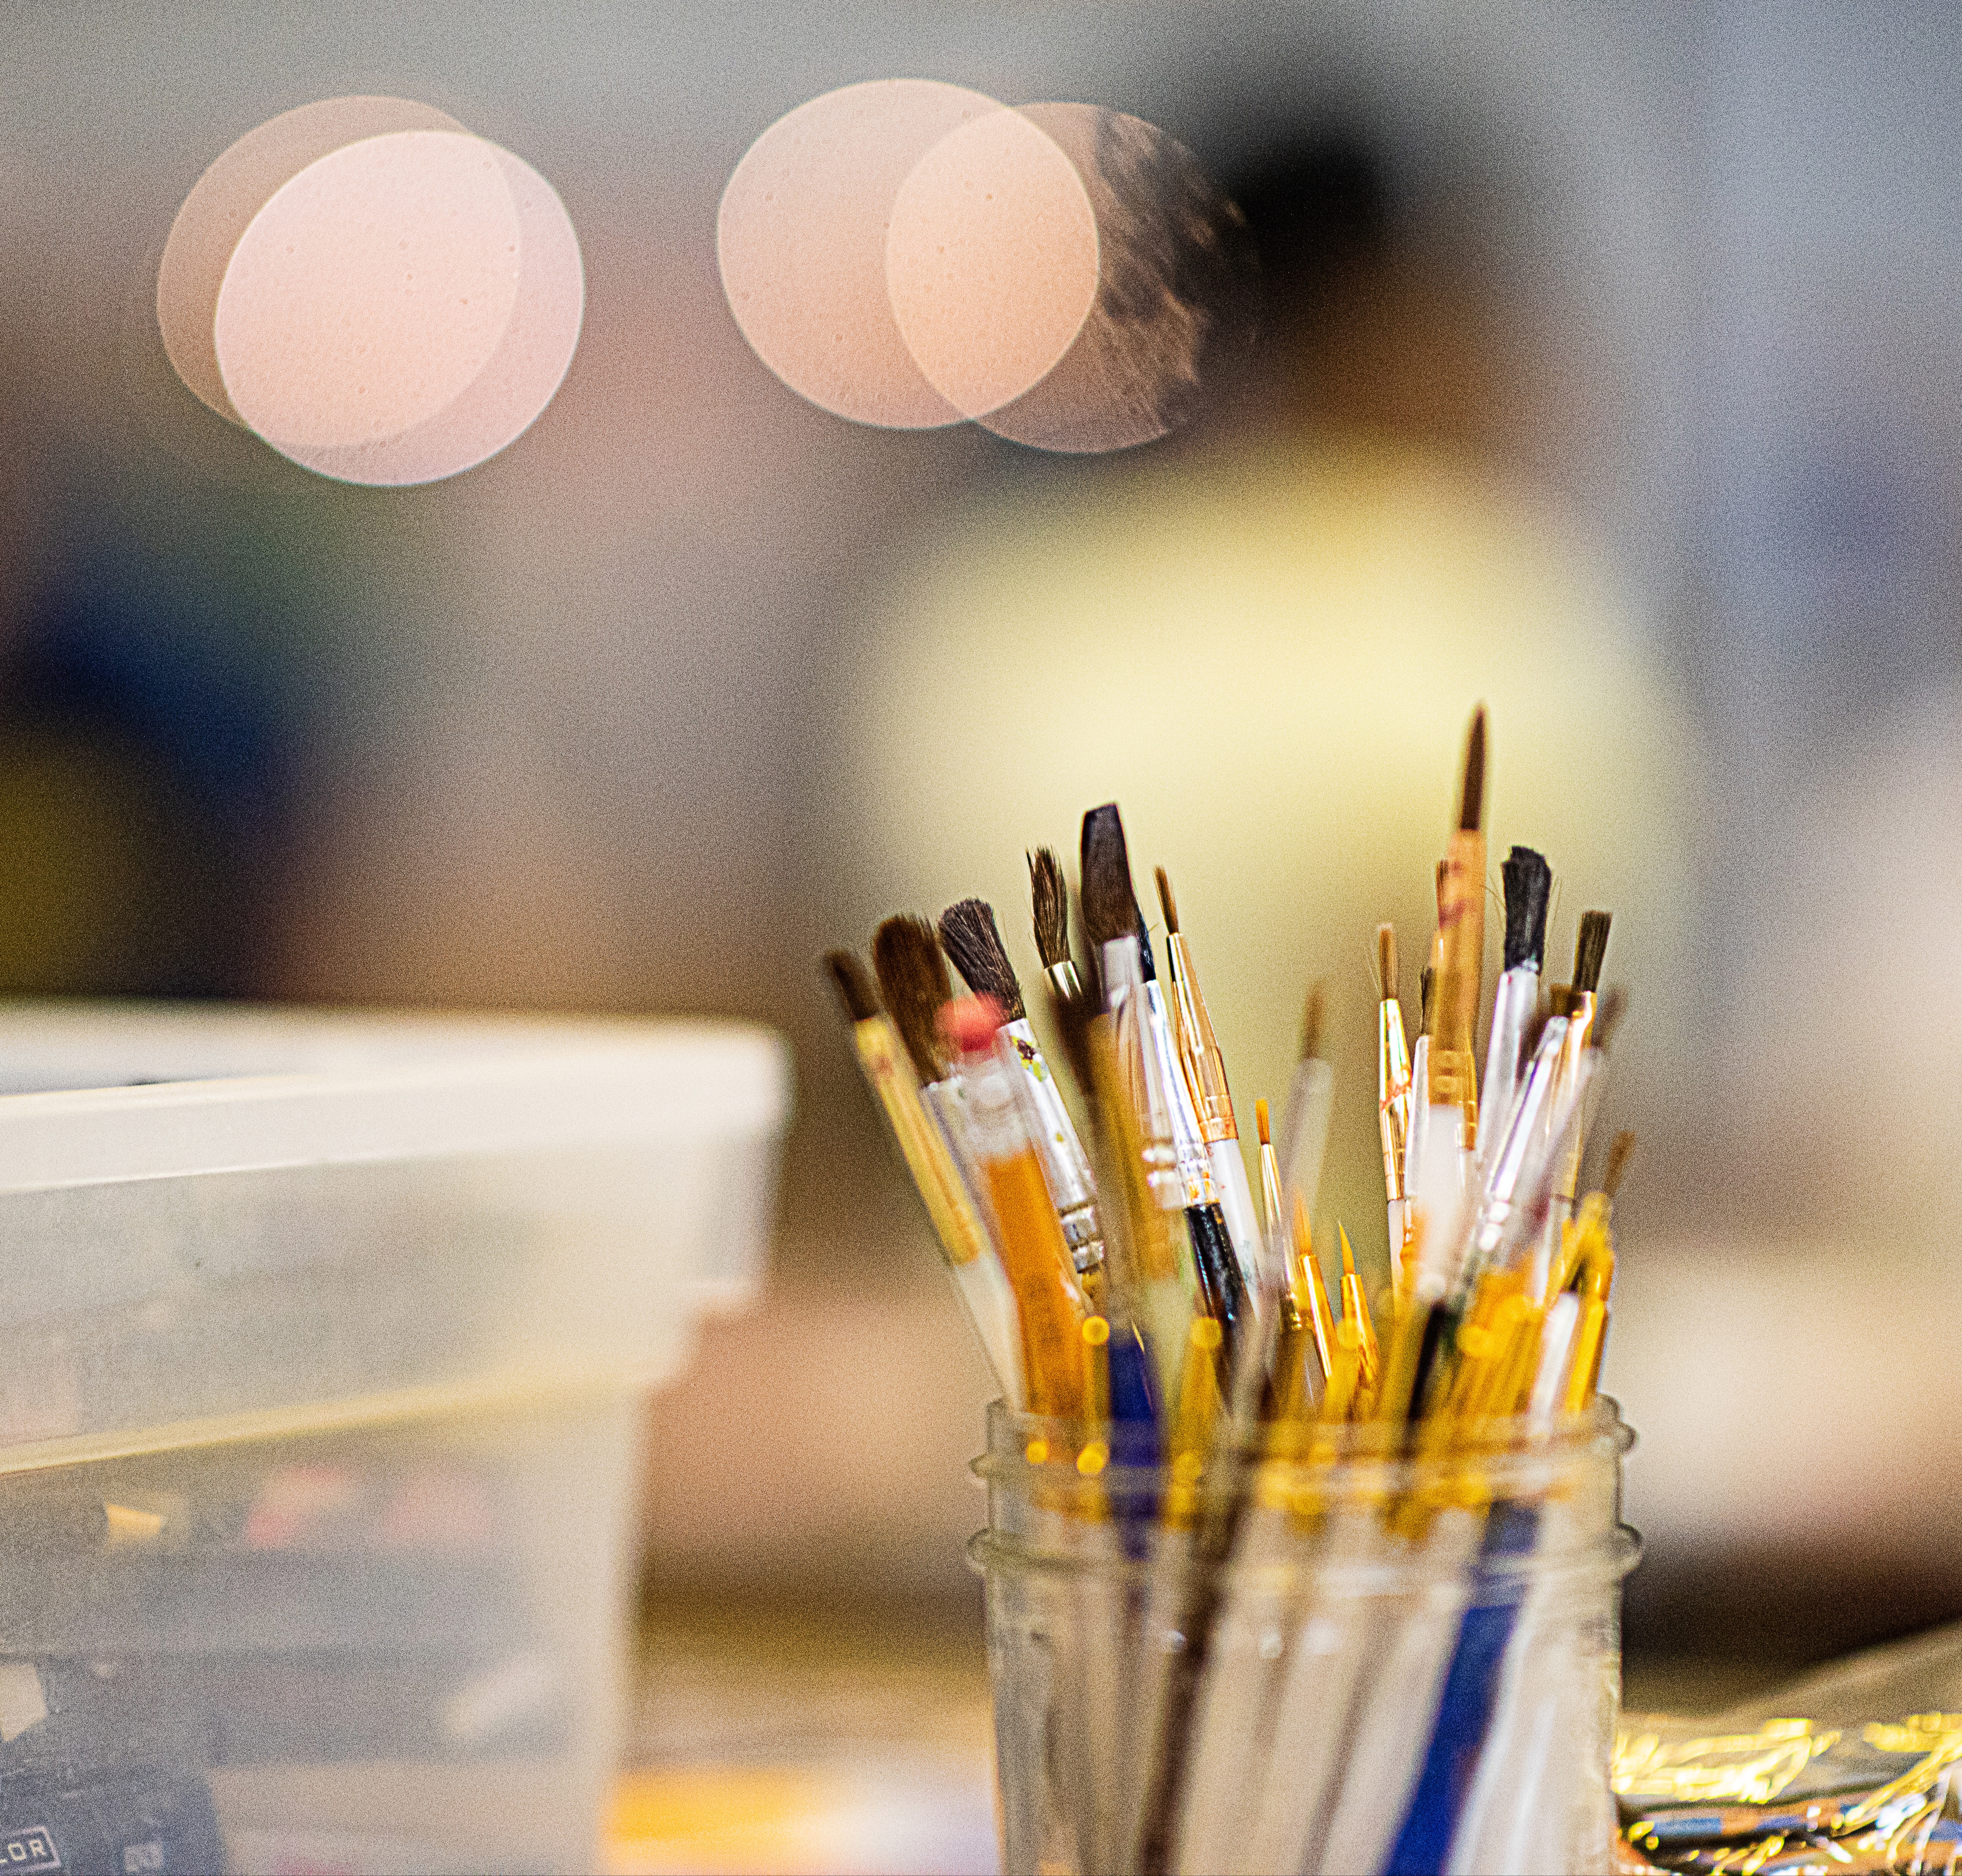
[1382,1501,1539,1875]
[1105,1320,1159,1556]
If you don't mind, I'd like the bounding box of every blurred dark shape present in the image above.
[1212,132,1509,457]
[0,544,296,998]
[1227,134,1390,311]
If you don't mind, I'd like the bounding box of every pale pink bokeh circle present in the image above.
[157,96,469,426]
[717,79,1006,429]
[242,144,584,487]
[884,107,1099,419]
[215,130,523,454]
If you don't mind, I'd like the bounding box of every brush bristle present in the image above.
[1602,1130,1636,1200]
[1339,1224,1356,1273]
[1255,1097,1270,1146]
[937,899,1026,1022]
[1300,982,1327,1062]
[1377,924,1397,999]
[1419,965,1435,1034]
[1459,706,1487,832]
[1500,847,1553,972]
[823,950,881,1024]
[871,915,953,1084]
[1080,804,1142,952]
[1028,848,1070,969]
[1573,910,1611,993]
[1591,984,1626,1052]
[1154,865,1180,934]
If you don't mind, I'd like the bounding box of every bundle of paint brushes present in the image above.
[825,707,1637,1876]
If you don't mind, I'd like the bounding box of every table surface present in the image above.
[604,1588,1801,1875]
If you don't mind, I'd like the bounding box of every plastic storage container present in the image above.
[0,1001,789,1875]
[972,1399,1637,1876]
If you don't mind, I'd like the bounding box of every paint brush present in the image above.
[1082,805,1248,1356]
[1376,924,1416,1303]
[942,995,1089,1417]
[1412,709,1487,1295]
[1155,865,1265,1295]
[1477,847,1551,1159]
[1274,983,1335,1266]
[1533,911,1611,1297]
[1338,1225,1380,1404]
[939,897,1107,1292]
[1030,845,1083,1000]
[872,914,994,1234]
[822,951,1023,1403]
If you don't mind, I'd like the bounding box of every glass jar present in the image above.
[970,1398,1638,1876]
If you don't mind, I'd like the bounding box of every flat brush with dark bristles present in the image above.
[940,897,1106,1283]
[1080,802,1248,1360]
[1480,846,1556,1157]
[871,915,954,1086]
[1080,803,1153,976]
[820,946,1019,1398]
[1573,910,1611,995]
[938,900,1027,1023]
[1500,848,1553,974]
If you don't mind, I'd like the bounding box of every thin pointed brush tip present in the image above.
[1300,983,1327,1062]
[1339,1225,1356,1273]
[1377,924,1398,998]
[1255,1098,1270,1145]
[1459,706,1488,832]
[936,899,1026,1022]
[823,950,880,1023]
[1028,848,1071,969]
[1591,984,1627,1051]
[1603,1130,1636,1200]
[1154,865,1179,933]
[1079,803,1141,950]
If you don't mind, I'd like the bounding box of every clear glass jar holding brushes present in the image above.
[970,1398,1639,1876]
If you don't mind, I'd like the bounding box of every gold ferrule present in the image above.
[1428,829,1486,1146]
[1561,1298,1608,1414]
[1259,1140,1284,1250]
[1292,1195,1337,1387]
[1550,989,1597,1204]
[1044,958,1083,1000]
[854,1018,989,1267]
[1378,998,1413,1201]
[1165,932,1237,1143]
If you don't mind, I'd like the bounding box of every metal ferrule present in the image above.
[1102,937,1185,1216]
[1143,978,1216,1206]
[1164,932,1236,1142]
[1477,965,1539,1159]
[998,1017,1104,1272]
[1378,996,1413,1203]
[1458,1018,1571,1292]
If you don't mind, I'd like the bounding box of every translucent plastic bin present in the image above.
[0,1002,789,1875]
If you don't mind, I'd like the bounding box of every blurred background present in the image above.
[6,2,1962,1867]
